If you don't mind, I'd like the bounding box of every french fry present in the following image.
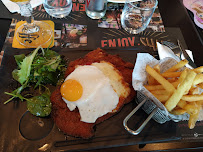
[152,93,170,102]
[193,74,203,86]
[188,105,201,129]
[189,87,200,95]
[181,94,203,102]
[183,102,199,115]
[177,100,187,109]
[147,74,156,85]
[163,59,188,73]
[146,65,176,93]
[168,77,178,83]
[171,108,187,115]
[196,100,203,106]
[193,66,203,73]
[177,69,188,84]
[144,84,164,90]
[147,64,161,85]
[170,81,179,88]
[189,114,199,129]
[150,90,168,95]
[154,64,160,73]
[197,83,203,89]
[183,69,195,95]
[165,70,197,111]
[144,60,203,129]
[144,81,179,91]
[161,72,182,78]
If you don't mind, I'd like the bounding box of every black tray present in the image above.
[0,47,180,152]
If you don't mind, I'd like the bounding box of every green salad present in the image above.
[4,46,66,117]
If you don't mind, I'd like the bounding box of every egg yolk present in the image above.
[60,79,83,102]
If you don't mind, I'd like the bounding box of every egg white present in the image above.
[62,65,119,123]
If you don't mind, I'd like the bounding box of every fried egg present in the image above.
[60,64,119,123]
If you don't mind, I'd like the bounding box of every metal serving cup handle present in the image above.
[123,98,158,135]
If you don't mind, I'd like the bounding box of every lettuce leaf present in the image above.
[4,45,66,118]
[17,47,42,84]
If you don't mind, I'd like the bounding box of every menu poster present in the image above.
[98,3,165,32]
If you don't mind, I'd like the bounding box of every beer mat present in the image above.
[98,3,165,32]
[12,20,54,48]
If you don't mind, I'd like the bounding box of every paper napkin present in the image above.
[181,49,194,61]
[1,0,42,13]
[157,42,194,69]
[157,42,180,61]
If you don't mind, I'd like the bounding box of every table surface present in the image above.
[0,0,203,151]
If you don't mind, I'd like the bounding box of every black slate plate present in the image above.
[0,46,180,152]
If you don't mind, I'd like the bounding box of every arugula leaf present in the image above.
[26,91,51,117]
[14,54,25,67]
[12,69,19,82]
[4,83,27,104]
[4,46,66,118]
[6,87,52,117]
[17,47,42,84]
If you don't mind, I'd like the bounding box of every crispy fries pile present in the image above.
[144,59,203,129]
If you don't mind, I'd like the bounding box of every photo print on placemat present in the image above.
[61,23,87,48]
[98,3,165,32]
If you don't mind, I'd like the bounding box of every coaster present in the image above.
[12,20,54,48]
